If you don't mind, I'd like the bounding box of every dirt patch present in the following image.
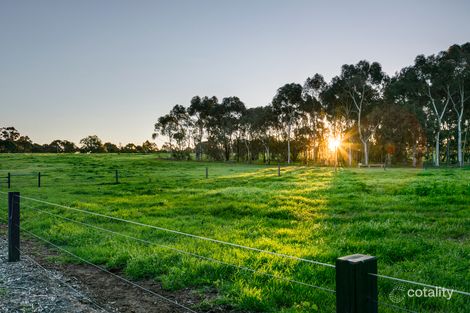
[0,225,233,313]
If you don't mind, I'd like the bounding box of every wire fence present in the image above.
[0,235,110,313]
[18,195,336,269]
[19,227,198,313]
[21,203,336,293]
[1,190,469,313]
[0,166,276,189]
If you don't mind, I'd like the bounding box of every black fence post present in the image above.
[7,172,11,189]
[278,163,281,177]
[115,169,119,184]
[8,192,20,262]
[336,254,377,313]
[205,167,208,179]
[38,172,41,188]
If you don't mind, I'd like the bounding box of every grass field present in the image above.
[0,154,469,312]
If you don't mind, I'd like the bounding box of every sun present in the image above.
[328,136,341,152]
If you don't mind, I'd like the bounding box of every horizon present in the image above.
[1,0,469,145]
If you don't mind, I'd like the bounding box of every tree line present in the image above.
[0,128,158,153]
[153,43,470,167]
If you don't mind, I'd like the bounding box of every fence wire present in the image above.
[0,236,110,313]
[17,226,198,313]
[2,190,469,313]
[16,194,337,269]
[370,273,470,297]
[22,203,336,294]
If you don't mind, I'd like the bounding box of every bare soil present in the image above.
[0,225,231,313]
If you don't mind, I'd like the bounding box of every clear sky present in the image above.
[1,0,469,145]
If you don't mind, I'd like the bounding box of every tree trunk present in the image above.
[348,143,352,167]
[435,129,440,167]
[244,139,250,163]
[197,127,203,161]
[363,140,369,166]
[412,141,417,168]
[356,108,369,166]
[287,122,291,164]
[446,133,450,166]
[267,146,270,165]
[236,138,240,162]
[457,117,462,167]
[463,123,469,164]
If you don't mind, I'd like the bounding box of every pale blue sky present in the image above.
[1,0,469,145]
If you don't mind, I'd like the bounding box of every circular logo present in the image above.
[389,283,406,304]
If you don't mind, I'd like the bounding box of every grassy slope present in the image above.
[0,154,468,312]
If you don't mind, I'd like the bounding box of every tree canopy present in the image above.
[153,43,469,166]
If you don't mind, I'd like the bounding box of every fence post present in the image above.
[336,254,377,313]
[7,172,11,189]
[8,192,20,262]
[38,172,41,188]
[115,169,119,184]
[205,167,208,179]
[278,163,281,177]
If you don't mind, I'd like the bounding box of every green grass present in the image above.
[0,154,469,312]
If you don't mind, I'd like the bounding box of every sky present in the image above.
[1,0,469,146]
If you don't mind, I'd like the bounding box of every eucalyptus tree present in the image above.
[302,74,326,163]
[272,83,304,163]
[0,126,20,141]
[0,127,21,152]
[188,96,217,160]
[322,76,357,166]
[170,104,193,153]
[103,142,120,153]
[444,43,470,166]
[153,114,177,150]
[239,108,256,161]
[369,103,426,166]
[142,140,158,153]
[414,54,453,166]
[49,139,78,153]
[153,104,192,158]
[241,106,276,163]
[335,61,386,165]
[207,97,246,161]
[385,67,427,166]
[80,135,104,153]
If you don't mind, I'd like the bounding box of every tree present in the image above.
[385,67,427,167]
[188,96,217,160]
[80,135,104,153]
[207,97,246,161]
[15,136,33,153]
[0,127,20,141]
[49,140,78,153]
[153,114,177,149]
[368,104,426,165]
[302,74,325,164]
[142,140,158,153]
[122,143,137,153]
[414,53,453,166]
[103,142,120,153]
[444,43,470,166]
[272,83,304,163]
[241,106,276,163]
[336,61,386,165]
[170,104,192,155]
[0,127,21,152]
[153,105,192,159]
